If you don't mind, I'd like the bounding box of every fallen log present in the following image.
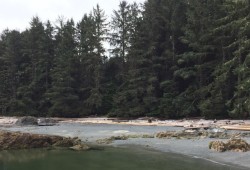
[220,125,250,131]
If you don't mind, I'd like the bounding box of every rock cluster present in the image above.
[15,116,38,126]
[0,131,89,151]
[96,134,155,144]
[96,136,128,144]
[15,116,58,126]
[156,131,178,138]
[209,138,250,152]
[156,129,229,139]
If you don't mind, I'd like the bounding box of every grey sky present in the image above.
[0,0,145,32]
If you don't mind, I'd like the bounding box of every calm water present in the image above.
[0,147,246,170]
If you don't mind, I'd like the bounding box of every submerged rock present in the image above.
[0,131,88,151]
[96,138,114,144]
[70,144,90,151]
[96,135,129,144]
[209,138,250,152]
[15,116,38,126]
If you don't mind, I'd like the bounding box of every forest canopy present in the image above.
[0,0,250,119]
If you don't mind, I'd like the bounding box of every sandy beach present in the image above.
[0,117,250,169]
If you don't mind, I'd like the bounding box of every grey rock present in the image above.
[15,116,38,126]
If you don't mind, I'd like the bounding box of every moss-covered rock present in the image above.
[0,131,88,150]
[226,138,249,152]
[209,141,227,152]
[96,135,129,144]
[96,134,155,145]
[156,130,203,139]
[156,130,230,140]
[209,138,250,152]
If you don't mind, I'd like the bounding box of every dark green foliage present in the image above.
[0,0,249,119]
[0,30,22,115]
[47,18,80,117]
[76,5,108,116]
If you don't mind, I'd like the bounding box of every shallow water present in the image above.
[0,147,246,170]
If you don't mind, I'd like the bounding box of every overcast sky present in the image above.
[0,0,145,32]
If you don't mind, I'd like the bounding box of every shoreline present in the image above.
[111,137,250,169]
[1,116,250,129]
[115,144,246,170]
[0,117,250,169]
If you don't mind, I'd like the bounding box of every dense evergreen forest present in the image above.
[0,0,250,119]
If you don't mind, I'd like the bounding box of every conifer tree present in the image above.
[109,1,131,65]
[48,18,80,117]
[0,30,22,115]
[216,0,250,118]
[0,0,249,119]
[177,0,224,117]
[110,2,146,117]
[77,5,107,116]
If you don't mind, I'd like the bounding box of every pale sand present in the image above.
[1,116,250,129]
[54,117,250,129]
[0,117,18,125]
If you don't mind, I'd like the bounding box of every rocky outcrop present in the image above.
[0,131,89,151]
[156,131,177,138]
[156,129,230,139]
[15,116,38,126]
[96,134,154,144]
[96,136,129,144]
[209,138,250,152]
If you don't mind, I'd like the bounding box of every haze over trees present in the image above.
[0,0,250,119]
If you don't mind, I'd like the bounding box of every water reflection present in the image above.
[0,149,47,163]
[0,147,247,170]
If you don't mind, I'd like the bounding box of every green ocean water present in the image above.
[0,147,246,170]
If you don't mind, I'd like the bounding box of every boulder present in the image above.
[226,138,249,152]
[209,138,250,152]
[209,141,227,152]
[15,116,38,126]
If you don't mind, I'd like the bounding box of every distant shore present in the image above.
[1,116,250,129]
[0,116,250,169]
